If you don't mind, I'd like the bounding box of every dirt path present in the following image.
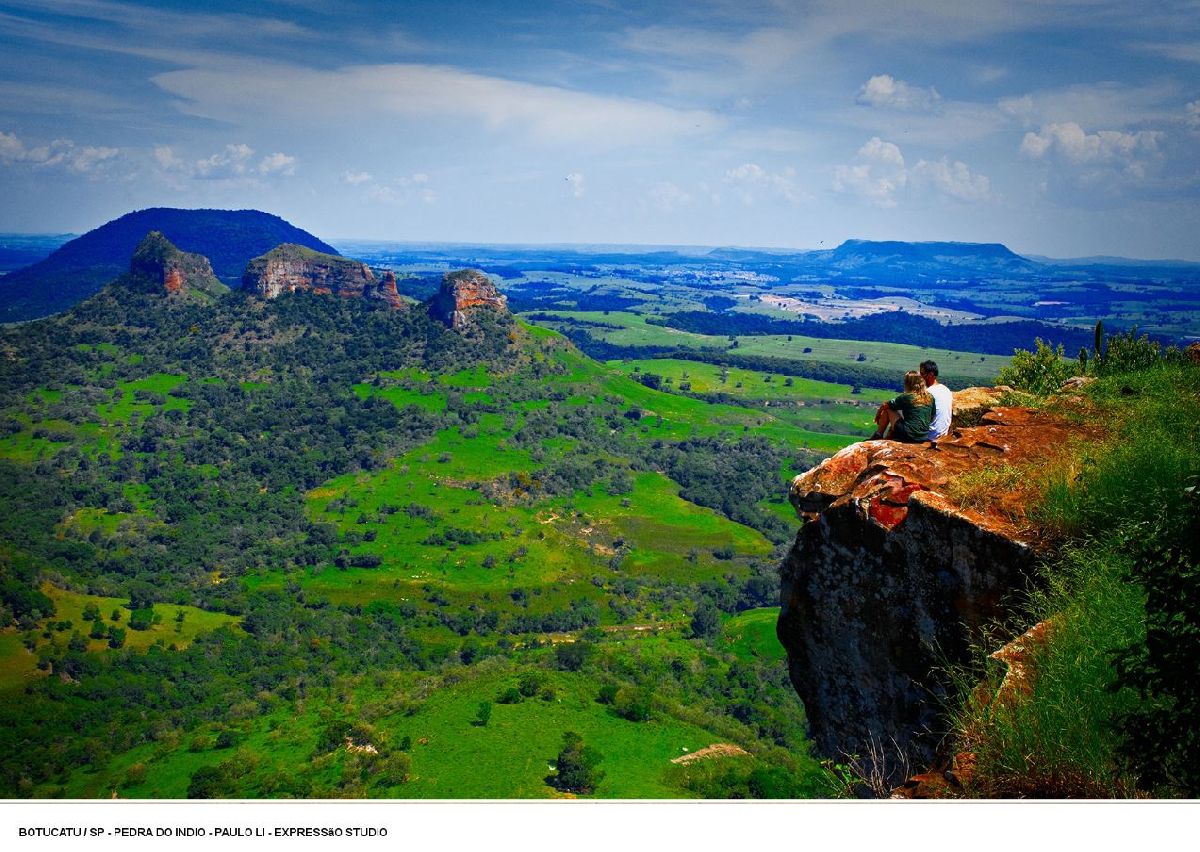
[670,743,750,765]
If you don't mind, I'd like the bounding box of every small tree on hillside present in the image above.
[549,731,604,794]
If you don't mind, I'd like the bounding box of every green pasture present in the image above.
[524,309,1009,381]
[723,608,787,663]
[98,373,190,423]
[394,665,728,798]
[606,358,891,403]
[0,586,240,694]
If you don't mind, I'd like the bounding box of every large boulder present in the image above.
[778,403,1084,785]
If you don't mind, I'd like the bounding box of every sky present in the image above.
[0,0,1198,259]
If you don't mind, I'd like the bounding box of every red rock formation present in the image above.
[778,398,1088,785]
[242,244,404,309]
[374,270,404,309]
[128,231,226,300]
[430,269,508,328]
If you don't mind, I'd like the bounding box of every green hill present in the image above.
[0,208,338,321]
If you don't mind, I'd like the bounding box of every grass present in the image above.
[723,608,786,663]
[525,309,1009,380]
[0,585,241,694]
[951,361,1200,797]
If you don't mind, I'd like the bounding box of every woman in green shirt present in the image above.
[871,370,935,443]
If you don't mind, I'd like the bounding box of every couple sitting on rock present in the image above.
[871,360,953,443]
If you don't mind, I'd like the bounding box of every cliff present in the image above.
[777,391,1085,785]
[242,244,404,308]
[128,231,228,301]
[430,269,508,328]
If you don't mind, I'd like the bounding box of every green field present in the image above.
[0,586,240,694]
[523,309,1010,381]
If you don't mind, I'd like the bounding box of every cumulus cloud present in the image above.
[833,138,907,207]
[155,143,298,181]
[0,129,118,173]
[645,181,691,212]
[193,143,255,179]
[910,157,991,202]
[856,74,941,111]
[834,137,991,206]
[564,172,586,198]
[1020,122,1162,168]
[723,163,806,205]
[258,152,296,176]
[341,170,372,185]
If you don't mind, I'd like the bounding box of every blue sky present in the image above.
[1,0,1198,258]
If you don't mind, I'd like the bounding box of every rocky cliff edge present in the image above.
[242,244,404,308]
[128,231,228,301]
[430,269,508,329]
[778,388,1091,784]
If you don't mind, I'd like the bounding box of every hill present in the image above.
[813,239,1044,279]
[0,208,338,321]
[0,241,848,799]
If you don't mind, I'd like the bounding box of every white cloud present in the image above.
[723,163,806,205]
[1020,122,1163,166]
[910,157,991,202]
[341,170,372,185]
[833,138,907,207]
[0,128,118,173]
[856,74,941,111]
[151,63,725,151]
[152,143,297,182]
[564,172,586,198]
[998,82,1181,130]
[362,172,436,205]
[834,137,991,205]
[645,181,691,212]
[193,143,254,179]
[1187,100,1200,129]
[258,152,296,176]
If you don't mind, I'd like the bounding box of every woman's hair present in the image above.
[904,370,932,406]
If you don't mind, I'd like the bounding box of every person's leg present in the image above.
[872,404,892,439]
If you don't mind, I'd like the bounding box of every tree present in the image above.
[690,602,721,640]
[474,701,492,727]
[549,731,604,794]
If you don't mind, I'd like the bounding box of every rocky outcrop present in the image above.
[128,231,227,301]
[242,244,404,308]
[430,269,507,328]
[777,397,1085,786]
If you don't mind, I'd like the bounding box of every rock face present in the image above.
[242,244,404,308]
[777,398,1083,785]
[128,231,228,301]
[430,269,507,328]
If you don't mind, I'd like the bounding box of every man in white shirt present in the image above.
[920,360,954,441]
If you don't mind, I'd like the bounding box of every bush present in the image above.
[548,731,604,794]
[996,339,1073,395]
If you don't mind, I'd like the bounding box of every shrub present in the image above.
[995,339,1073,395]
[548,731,604,794]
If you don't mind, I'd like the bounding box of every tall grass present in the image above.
[953,361,1199,797]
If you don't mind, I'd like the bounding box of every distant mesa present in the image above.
[242,243,405,309]
[430,269,508,328]
[0,207,338,322]
[128,231,228,302]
